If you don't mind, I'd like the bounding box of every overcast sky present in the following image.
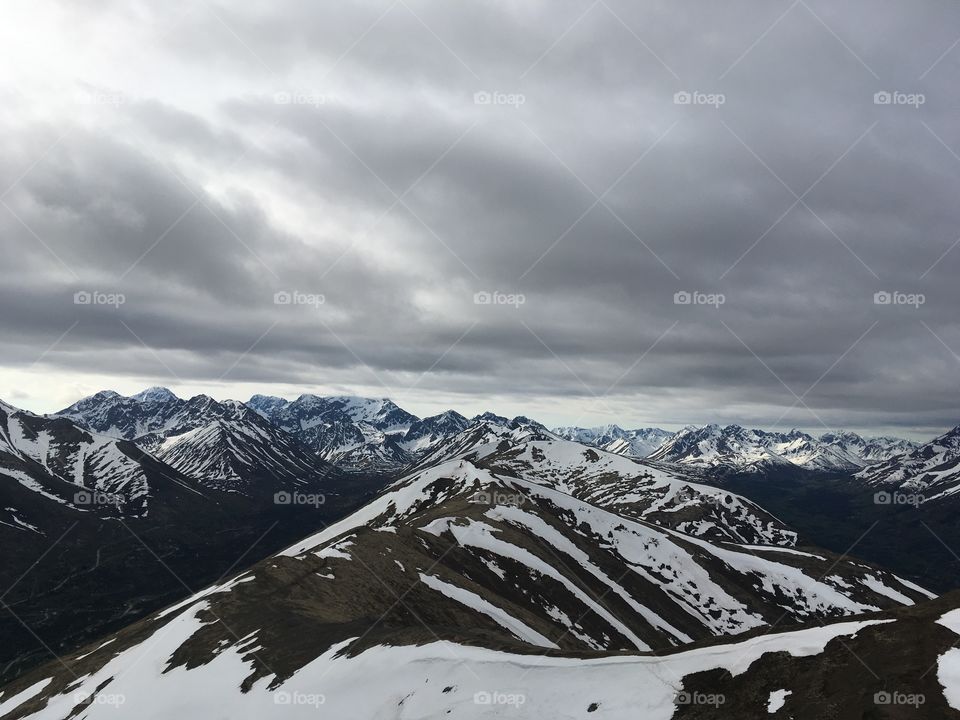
[2,1,960,438]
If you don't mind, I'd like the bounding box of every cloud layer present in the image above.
[2,0,960,436]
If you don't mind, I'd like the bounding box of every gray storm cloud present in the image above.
[1,0,959,436]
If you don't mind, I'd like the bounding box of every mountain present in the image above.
[855,425,960,503]
[820,430,918,464]
[690,425,960,593]
[58,386,192,440]
[247,394,419,471]
[647,424,914,474]
[647,424,795,471]
[423,417,796,545]
[553,424,675,458]
[57,389,338,495]
[398,409,470,454]
[247,395,555,472]
[412,413,560,469]
[0,446,937,720]
[1,396,382,684]
[2,398,168,518]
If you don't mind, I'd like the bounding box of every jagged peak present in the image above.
[131,386,179,403]
[473,411,510,425]
[91,390,122,400]
[249,393,287,404]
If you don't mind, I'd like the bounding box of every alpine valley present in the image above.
[1,388,960,718]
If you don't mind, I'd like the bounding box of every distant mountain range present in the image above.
[553,425,675,458]
[54,389,926,476]
[855,425,960,504]
[642,424,916,472]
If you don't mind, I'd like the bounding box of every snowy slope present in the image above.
[154,414,335,494]
[0,613,910,720]
[470,437,798,545]
[0,399,151,515]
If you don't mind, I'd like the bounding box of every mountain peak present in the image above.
[132,386,178,403]
[474,411,510,425]
[92,390,121,400]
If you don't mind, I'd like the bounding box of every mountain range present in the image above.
[0,393,380,683]
[0,418,944,720]
[54,388,926,477]
[856,425,960,504]
[3,387,960,717]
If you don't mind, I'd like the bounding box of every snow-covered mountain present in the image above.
[553,424,675,458]
[855,425,960,503]
[647,424,915,473]
[58,390,337,495]
[0,399,162,518]
[417,416,795,545]
[2,392,384,684]
[820,430,918,464]
[152,408,337,495]
[0,440,937,720]
[9,593,960,719]
[412,413,560,469]
[247,395,554,471]
[59,386,195,440]
[647,424,798,471]
[478,440,797,546]
[398,409,470,454]
[247,394,419,470]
